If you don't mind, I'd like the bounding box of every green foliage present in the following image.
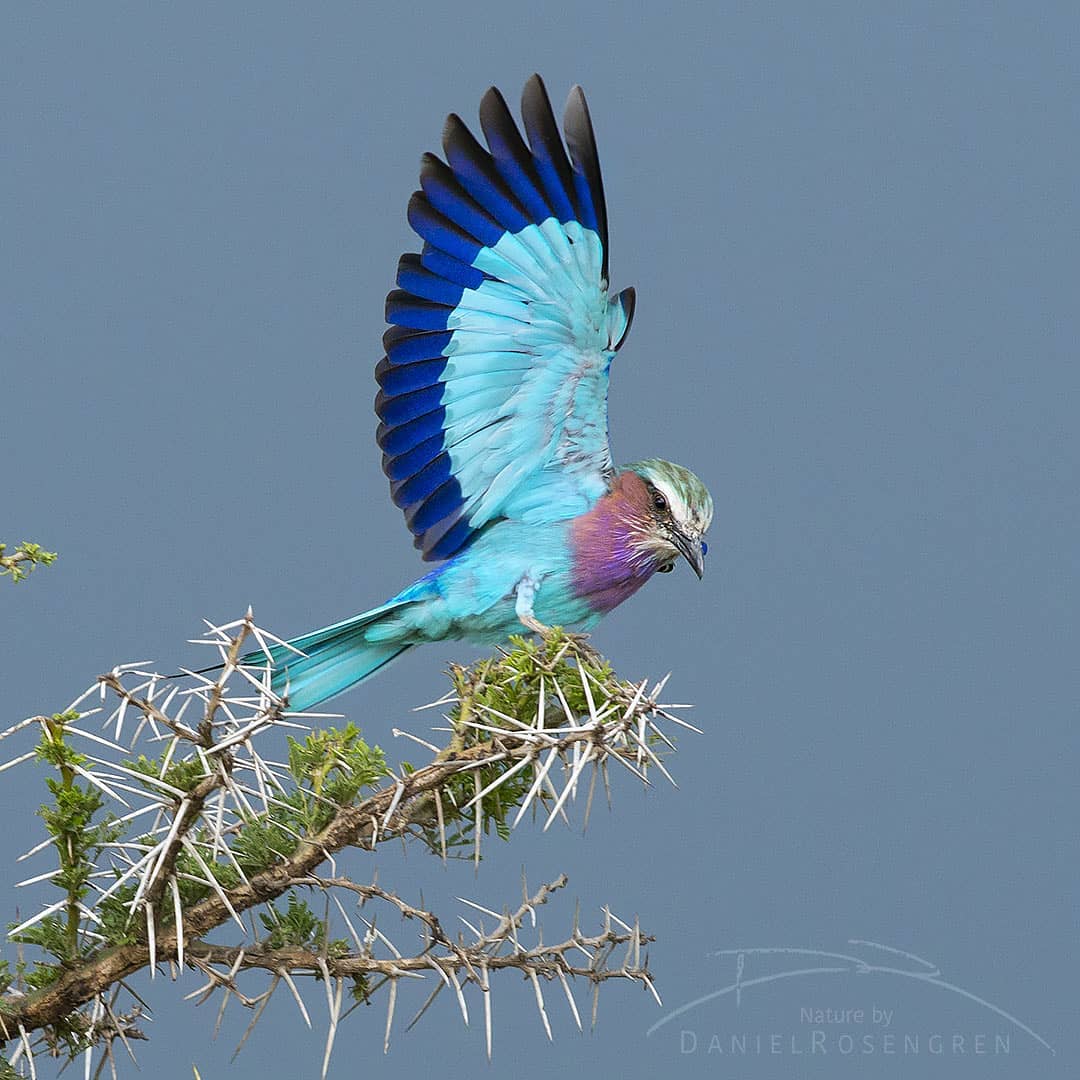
[229,791,311,873]
[97,883,141,946]
[258,892,347,956]
[5,710,392,1013]
[287,723,388,807]
[424,630,622,850]
[259,892,322,949]
[207,728,389,883]
[475,632,616,719]
[96,829,246,943]
[349,973,373,1003]
[0,540,58,584]
[9,715,122,975]
[125,753,208,794]
[12,922,66,990]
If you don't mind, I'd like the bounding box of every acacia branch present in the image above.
[1,616,694,1066]
[3,731,641,1034]
[183,874,651,983]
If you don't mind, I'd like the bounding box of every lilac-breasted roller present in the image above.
[262,75,713,709]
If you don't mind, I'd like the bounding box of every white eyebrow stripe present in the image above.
[652,479,692,527]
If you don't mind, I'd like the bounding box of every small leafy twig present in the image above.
[0,542,57,584]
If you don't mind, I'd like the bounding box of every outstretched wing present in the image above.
[376,74,636,561]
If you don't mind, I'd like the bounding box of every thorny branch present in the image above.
[1,613,696,1075]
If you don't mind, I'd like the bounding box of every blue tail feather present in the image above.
[252,601,416,710]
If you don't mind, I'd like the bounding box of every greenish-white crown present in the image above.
[626,458,714,539]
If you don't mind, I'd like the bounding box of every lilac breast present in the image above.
[570,495,658,614]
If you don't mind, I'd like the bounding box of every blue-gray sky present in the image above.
[4,3,1077,1077]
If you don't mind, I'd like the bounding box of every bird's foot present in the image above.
[517,621,602,664]
[518,612,553,636]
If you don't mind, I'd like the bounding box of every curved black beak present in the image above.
[672,530,705,579]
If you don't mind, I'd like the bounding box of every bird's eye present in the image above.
[658,562,674,573]
[653,492,668,511]
[701,541,708,557]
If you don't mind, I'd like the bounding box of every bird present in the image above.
[256,75,713,710]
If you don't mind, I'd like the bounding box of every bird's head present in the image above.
[623,459,714,579]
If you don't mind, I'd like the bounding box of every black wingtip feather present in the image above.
[478,84,512,132]
[614,286,635,350]
[563,84,610,281]
[520,74,581,223]
[478,84,552,221]
[442,112,531,231]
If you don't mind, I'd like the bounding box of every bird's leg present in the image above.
[515,574,551,635]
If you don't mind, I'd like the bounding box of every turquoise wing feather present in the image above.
[376,74,636,561]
